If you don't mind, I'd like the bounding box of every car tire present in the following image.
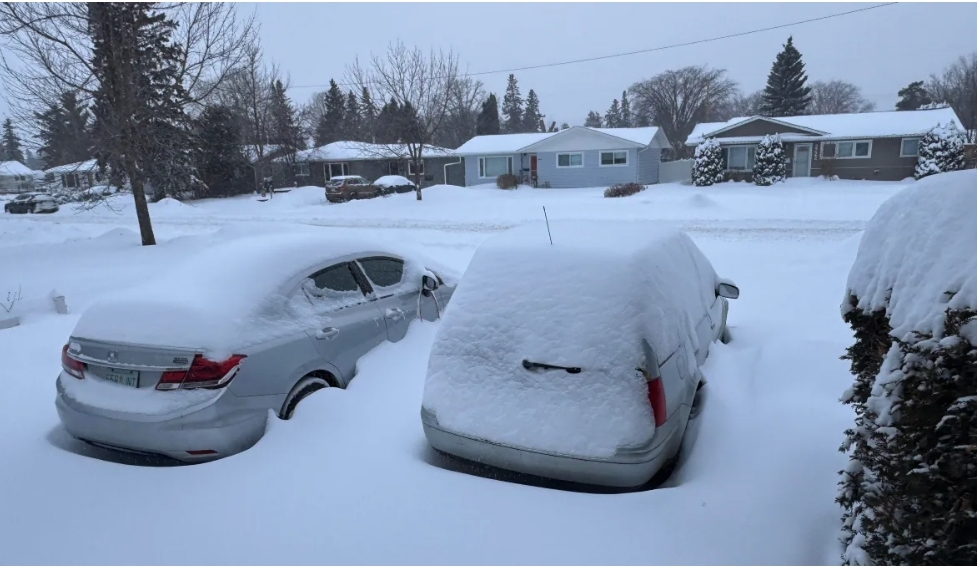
[29,204,36,214]
[279,374,332,420]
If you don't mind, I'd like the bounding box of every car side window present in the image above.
[357,257,405,288]
[290,262,369,313]
[311,263,360,292]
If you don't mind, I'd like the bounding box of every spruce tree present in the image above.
[343,91,361,141]
[620,91,633,128]
[268,79,303,183]
[36,91,95,167]
[760,36,812,117]
[476,93,500,135]
[194,105,248,198]
[359,87,377,142]
[314,79,346,146]
[692,138,724,186]
[604,99,621,128]
[584,111,602,128]
[375,98,401,143]
[1,118,24,162]
[896,81,932,111]
[914,123,966,179]
[501,74,524,133]
[752,134,786,186]
[522,89,543,133]
[560,122,570,130]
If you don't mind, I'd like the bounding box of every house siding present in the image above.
[464,154,519,186]
[535,149,639,188]
[296,157,460,188]
[636,147,662,184]
[717,119,817,138]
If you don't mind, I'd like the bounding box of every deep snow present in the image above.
[0,178,906,564]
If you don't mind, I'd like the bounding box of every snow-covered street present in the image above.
[0,180,903,564]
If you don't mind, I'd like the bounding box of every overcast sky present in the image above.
[2,2,976,145]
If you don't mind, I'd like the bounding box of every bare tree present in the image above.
[808,80,876,115]
[346,41,462,200]
[629,66,738,158]
[435,76,486,150]
[723,89,765,119]
[927,52,977,143]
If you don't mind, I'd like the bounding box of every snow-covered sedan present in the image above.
[3,192,59,214]
[421,221,738,489]
[56,231,456,462]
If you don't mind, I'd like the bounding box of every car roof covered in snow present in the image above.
[374,175,415,187]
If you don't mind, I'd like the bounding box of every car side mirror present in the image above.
[717,278,739,299]
[422,274,439,293]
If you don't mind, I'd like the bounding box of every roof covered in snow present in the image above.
[294,141,456,163]
[686,107,964,145]
[455,126,666,155]
[0,160,37,177]
[44,159,99,175]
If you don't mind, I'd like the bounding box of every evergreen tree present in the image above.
[359,87,377,142]
[1,118,24,162]
[620,90,633,128]
[752,134,786,186]
[896,81,932,111]
[268,79,303,183]
[692,138,724,186]
[584,111,602,128]
[375,98,402,143]
[476,93,500,135]
[522,89,544,133]
[760,36,812,116]
[914,123,966,179]
[194,105,248,198]
[343,91,362,140]
[501,74,524,133]
[35,91,94,168]
[314,79,346,146]
[605,99,621,128]
[560,122,570,130]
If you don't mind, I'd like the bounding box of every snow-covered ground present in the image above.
[0,179,905,564]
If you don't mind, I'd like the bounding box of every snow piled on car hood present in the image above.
[423,220,720,458]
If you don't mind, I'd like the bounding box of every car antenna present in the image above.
[542,206,553,245]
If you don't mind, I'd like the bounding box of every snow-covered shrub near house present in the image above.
[838,169,977,565]
[692,138,724,187]
[914,122,966,180]
[752,134,786,186]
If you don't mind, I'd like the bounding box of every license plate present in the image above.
[104,368,140,387]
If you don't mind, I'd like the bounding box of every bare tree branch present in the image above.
[808,80,875,115]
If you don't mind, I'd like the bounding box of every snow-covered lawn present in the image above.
[0,179,904,564]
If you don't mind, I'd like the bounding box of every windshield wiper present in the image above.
[522,359,582,374]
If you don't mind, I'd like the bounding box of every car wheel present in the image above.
[29,204,36,214]
[279,375,332,420]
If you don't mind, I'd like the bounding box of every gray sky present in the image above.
[3,2,976,145]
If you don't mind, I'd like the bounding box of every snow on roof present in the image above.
[842,169,977,342]
[686,107,964,145]
[0,160,36,177]
[294,141,456,163]
[423,220,720,458]
[44,159,99,175]
[454,127,664,155]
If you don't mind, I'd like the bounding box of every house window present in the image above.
[388,162,401,176]
[900,138,920,157]
[556,152,584,168]
[722,145,756,171]
[327,163,349,179]
[408,160,425,176]
[295,163,310,176]
[822,140,872,159]
[599,151,628,166]
[478,156,512,178]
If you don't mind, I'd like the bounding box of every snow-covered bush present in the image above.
[496,173,518,190]
[603,182,644,198]
[752,134,786,186]
[838,170,977,565]
[914,122,966,180]
[692,138,724,187]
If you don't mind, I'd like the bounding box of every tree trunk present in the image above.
[127,159,157,246]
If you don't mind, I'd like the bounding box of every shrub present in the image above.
[819,157,839,180]
[603,182,645,198]
[692,138,724,186]
[915,123,966,180]
[753,134,786,186]
[496,173,518,189]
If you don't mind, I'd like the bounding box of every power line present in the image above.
[289,2,899,91]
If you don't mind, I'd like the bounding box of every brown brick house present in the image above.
[686,107,965,181]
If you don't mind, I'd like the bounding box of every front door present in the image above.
[793,144,812,177]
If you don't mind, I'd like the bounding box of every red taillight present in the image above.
[61,344,85,379]
[156,354,245,391]
[644,371,667,427]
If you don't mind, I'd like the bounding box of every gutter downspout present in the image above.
[443,157,462,187]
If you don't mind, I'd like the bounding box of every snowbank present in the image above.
[842,169,977,339]
[424,220,720,458]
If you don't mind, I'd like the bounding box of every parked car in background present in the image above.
[421,221,738,489]
[3,192,59,214]
[325,175,379,202]
[56,231,457,463]
[374,175,417,195]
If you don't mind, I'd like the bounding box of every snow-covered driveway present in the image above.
[0,180,902,564]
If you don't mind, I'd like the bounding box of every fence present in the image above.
[659,159,693,184]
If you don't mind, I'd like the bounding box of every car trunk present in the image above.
[68,337,197,392]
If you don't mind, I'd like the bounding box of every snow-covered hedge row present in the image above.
[838,169,977,565]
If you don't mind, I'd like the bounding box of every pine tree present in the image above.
[692,138,724,186]
[314,79,346,146]
[375,98,401,143]
[560,122,570,130]
[194,105,248,198]
[476,93,500,135]
[914,123,966,180]
[604,99,621,128]
[896,81,932,111]
[343,91,361,141]
[501,74,524,134]
[359,87,377,142]
[752,134,786,186]
[522,89,544,133]
[1,118,24,162]
[760,36,812,117]
[35,91,94,168]
[620,91,633,128]
[584,111,602,128]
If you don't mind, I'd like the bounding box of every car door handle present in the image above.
[385,307,405,320]
[315,327,340,340]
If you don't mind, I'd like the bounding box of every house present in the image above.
[43,159,103,190]
[685,107,964,181]
[0,160,40,193]
[291,141,462,188]
[453,126,671,188]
